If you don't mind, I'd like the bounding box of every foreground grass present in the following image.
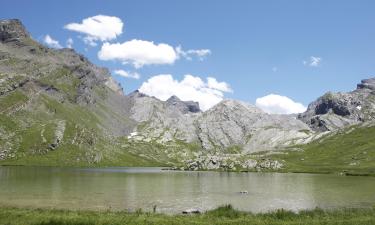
[0,205,375,225]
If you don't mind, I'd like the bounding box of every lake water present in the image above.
[0,166,375,214]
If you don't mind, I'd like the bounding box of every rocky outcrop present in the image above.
[127,91,200,143]
[358,78,375,90]
[0,19,29,42]
[166,95,201,114]
[299,78,375,131]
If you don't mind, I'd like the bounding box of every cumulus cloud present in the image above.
[98,39,178,68]
[66,38,73,48]
[255,94,307,114]
[176,46,211,60]
[139,74,232,111]
[43,35,62,48]
[303,56,322,67]
[113,69,140,79]
[64,15,123,46]
[207,77,232,92]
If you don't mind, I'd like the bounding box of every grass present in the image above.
[269,124,375,175]
[0,205,375,225]
[0,90,28,111]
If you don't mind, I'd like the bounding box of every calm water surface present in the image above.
[1,166,375,213]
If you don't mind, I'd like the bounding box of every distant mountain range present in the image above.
[1,19,374,172]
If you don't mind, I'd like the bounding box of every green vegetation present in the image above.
[269,124,375,176]
[0,90,28,112]
[0,205,375,225]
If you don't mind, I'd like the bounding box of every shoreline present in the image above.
[2,164,375,177]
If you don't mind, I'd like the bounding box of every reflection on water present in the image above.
[0,166,375,213]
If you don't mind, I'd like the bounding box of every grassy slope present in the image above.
[0,88,162,167]
[0,205,374,225]
[269,124,375,175]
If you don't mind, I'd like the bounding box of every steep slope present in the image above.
[196,99,313,153]
[128,95,316,154]
[0,19,154,166]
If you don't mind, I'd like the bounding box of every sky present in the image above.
[1,0,375,112]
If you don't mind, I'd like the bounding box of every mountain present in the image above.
[298,78,375,131]
[1,19,375,173]
[0,19,143,166]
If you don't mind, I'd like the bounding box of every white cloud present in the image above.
[66,38,73,48]
[176,46,211,61]
[82,36,97,47]
[43,35,62,49]
[64,15,123,46]
[304,56,322,67]
[255,94,307,114]
[207,77,233,92]
[139,74,232,111]
[113,69,140,79]
[98,39,178,68]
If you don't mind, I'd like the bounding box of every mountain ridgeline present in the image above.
[1,19,375,172]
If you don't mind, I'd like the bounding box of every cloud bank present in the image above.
[98,40,211,68]
[139,74,232,111]
[255,94,307,114]
[98,39,177,68]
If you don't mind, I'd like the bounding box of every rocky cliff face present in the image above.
[0,19,29,42]
[127,95,314,153]
[298,78,375,131]
[196,100,312,153]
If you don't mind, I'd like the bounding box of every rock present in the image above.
[166,95,201,114]
[357,78,375,90]
[0,19,30,42]
[299,78,375,131]
[196,100,312,153]
[182,208,201,214]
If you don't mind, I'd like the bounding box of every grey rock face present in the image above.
[127,91,200,143]
[129,96,313,153]
[358,78,375,90]
[166,95,201,114]
[299,78,375,131]
[196,100,312,153]
[0,19,29,42]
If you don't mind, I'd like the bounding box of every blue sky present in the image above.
[2,0,375,112]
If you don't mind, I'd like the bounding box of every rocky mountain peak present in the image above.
[166,95,201,114]
[298,77,375,131]
[166,95,181,102]
[127,90,148,98]
[210,99,263,114]
[0,19,30,42]
[357,78,375,90]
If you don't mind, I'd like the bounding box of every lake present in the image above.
[0,166,375,214]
